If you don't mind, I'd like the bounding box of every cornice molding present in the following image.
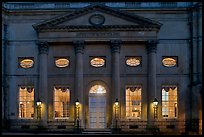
[33,4,162,32]
[35,25,160,32]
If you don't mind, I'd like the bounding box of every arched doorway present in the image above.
[89,84,106,129]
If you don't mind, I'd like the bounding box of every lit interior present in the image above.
[20,59,34,68]
[89,85,106,94]
[162,57,176,67]
[54,87,70,118]
[55,58,69,68]
[90,58,105,67]
[126,57,140,66]
[19,87,34,118]
[126,86,142,118]
[162,86,177,118]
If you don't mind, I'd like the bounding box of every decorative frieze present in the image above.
[73,40,85,54]
[37,41,49,54]
[76,32,120,38]
[110,40,122,53]
[146,40,157,54]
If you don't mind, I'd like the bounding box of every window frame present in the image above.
[53,86,71,119]
[162,56,178,67]
[89,56,106,68]
[125,56,142,67]
[161,85,178,119]
[125,85,142,119]
[18,85,35,119]
[18,57,34,69]
[54,56,70,68]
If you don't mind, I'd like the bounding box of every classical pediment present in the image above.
[33,4,162,32]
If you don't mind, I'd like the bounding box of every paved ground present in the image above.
[2,132,146,136]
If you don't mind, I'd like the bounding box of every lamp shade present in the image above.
[36,99,42,106]
[115,98,119,106]
[75,99,79,106]
[153,98,158,106]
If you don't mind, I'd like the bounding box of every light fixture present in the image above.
[153,97,158,119]
[153,98,158,107]
[36,99,42,106]
[75,98,80,131]
[115,98,119,106]
[36,99,42,120]
[75,98,79,106]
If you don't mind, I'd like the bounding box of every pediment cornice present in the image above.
[33,4,162,32]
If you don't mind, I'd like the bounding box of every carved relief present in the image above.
[73,40,85,54]
[110,40,122,53]
[37,41,49,54]
[146,40,157,54]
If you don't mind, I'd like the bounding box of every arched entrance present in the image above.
[89,84,106,128]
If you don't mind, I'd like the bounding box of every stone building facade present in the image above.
[2,2,202,134]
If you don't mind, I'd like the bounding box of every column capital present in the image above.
[146,40,158,54]
[73,40,85,54]
[37,41,49,54]
[110,39,122,53]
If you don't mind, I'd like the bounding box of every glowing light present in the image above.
[90,85,106,94]
[126,57,140,66]
[20,59,34,68]
[162,58,176,67]
[90,58,105,67]
[55,58,69,67]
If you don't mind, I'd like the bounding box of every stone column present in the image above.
[110,40,121,127]
[37,41,49,128]
[73,40,84,128]
[146,40,157,124]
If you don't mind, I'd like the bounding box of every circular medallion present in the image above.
[89,14,105,26]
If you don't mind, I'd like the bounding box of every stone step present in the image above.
[82,131,112,134]
[82,128,112,134]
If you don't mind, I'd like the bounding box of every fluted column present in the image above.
[73,40,84,128]
[37,41,49,127]
[146,40,157,124]
[110,40,121,127]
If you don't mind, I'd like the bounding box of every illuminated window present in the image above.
[162,57,177,67]
[55,58,69,68]
[126,57,141,67]
[90,57,105,67]
[126,86,142,118]
[19,86,34,118]
[54,87,70,118]
[19,57,34,68]
[89,85,106,94]
[162,85,178,118]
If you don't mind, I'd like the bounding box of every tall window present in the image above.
[19,86,34,118]
[162,85,178,118]
[54,87,70,118]
[126,85,142,118]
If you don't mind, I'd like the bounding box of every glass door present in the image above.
[89,95,106,128]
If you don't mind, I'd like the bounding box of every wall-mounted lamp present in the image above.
[114,98,119,130]
[115,98,119,106]
[36,99,42,120]
[153,98,158,119]
[36,99,42,106]
[75,99,80,130]
[75,98,80,107]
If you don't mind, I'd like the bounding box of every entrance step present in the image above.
[82,128,112,134]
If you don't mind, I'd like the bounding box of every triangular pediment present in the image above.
[33,4,162,31]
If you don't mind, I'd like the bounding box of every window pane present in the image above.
[19,86,34,118]
[162,86,177,118]
[54,87,70,118]
[90,57,105,67]
[126,86,142,118]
